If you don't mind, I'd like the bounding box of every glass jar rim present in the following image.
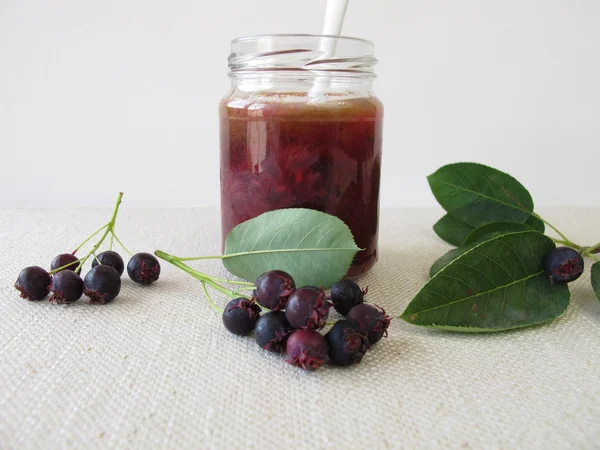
[229,34,377,76]
[231,34,374,47]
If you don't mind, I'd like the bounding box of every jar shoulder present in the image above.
[220,90,383,120]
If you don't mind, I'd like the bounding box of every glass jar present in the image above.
[220,34,383,278]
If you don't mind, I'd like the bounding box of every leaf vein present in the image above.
[470,251,516,282]
[409,271,543,316]
[453,262,498,287]
[431,179,532,216]
[497,239,529,274]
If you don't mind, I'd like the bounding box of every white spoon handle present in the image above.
[322,0,349,36]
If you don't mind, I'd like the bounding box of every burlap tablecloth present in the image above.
[0,207,598,449]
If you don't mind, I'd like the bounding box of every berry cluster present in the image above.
[15,252,161,305]
[14,193,161,305]
[221,271,391,371]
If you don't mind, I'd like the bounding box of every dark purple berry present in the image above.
[346,304,391,347]
[285,287,330,330]
[222,298,261,336]
[330,279,366,316]
[15,266,51,300]
[92,250,124,276]
[127,252,160,285]
[543,246,584,284]
[254,270,296,311]
[325,320,369,366]
[50,270,83,304]
[285,329,328,371]
[50,253,80,273]
[83,265,121,304]
[254,311,294,354]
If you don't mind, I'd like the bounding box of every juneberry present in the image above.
[15,266,51,300]
[330,279,365,316]
[127,252,160,285]
[286,329,328,371]
[346,304,391,347]
[254,270,295,311]
[222,298,261,336]
[50,253,80,273]
[254,311,294,353]
[325,320,369,366]
[83,265,121,304]
[285,287,330,330]
[50,270,84,304]
[543,246,584,284]
[92,250,125,276]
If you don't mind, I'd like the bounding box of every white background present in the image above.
[1,0,598,208]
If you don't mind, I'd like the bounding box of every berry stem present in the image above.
[586,242,600,254]
[48,259,81,273]
[208,277,255,287]
[232,287,256,295]
[588,254,600,263]
[50,192,126,275]
[531,213,578,247]
[550,238,582,250]
[72,224,108,254]
[107,192,124,228]
[74,193,125,272]
[154,250,251,301]
[111,232,134,257]
[154,250,254,286]
[92,253,102,265]
[201,281,224,313]
[109,232,114,251]
[199,274,239,299]
[48,192,130,275]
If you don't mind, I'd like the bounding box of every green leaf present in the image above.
[433,214,474,246]
[525,214,545,233]
[430,222,533,277]
[430,245,475,278]
[222,208,360,288]
[592,263,600,301]
[463,221,533,246]
[428,162,534,228]
[403,231,570,332]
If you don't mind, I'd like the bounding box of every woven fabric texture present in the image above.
[0,207,598,450]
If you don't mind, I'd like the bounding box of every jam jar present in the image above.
[220,34,383,278]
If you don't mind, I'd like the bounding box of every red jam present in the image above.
[220,93,383,278]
